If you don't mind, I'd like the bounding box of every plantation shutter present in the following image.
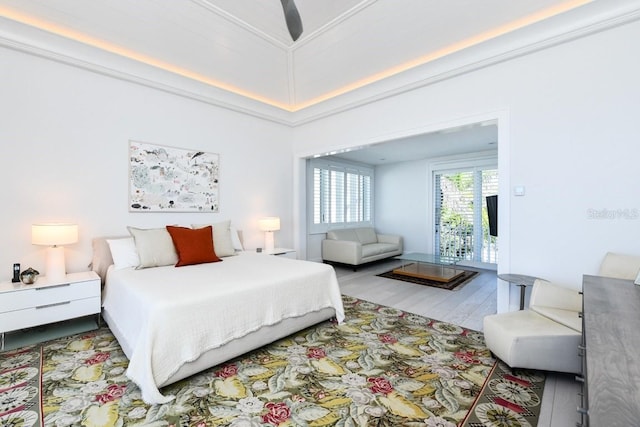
[435,167,498,263]
[313,167,329,224]
[309,159,373,231]
[438,171,475,259]
[362,174,371,222]
[330,168,345,223]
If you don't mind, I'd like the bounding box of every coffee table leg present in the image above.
[518,284,526,310]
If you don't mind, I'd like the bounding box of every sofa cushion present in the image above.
[361,243,399,258]
[327,229,360,242]
[360,243,386,257]
[355,228,378,245]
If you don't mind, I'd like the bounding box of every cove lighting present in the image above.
[0,0,593,112]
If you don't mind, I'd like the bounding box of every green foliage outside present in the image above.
[438,170,498,261]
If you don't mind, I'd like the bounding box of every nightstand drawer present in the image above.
[0,296,101,333]
[0,280,99,313]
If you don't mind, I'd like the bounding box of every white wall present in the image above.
[293,20,640,310]
[0,47,292,281]
[375,152,497,256]
[374,159,429,253]
[3,18,639,312]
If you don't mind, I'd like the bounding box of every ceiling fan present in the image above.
[280,0,303,41]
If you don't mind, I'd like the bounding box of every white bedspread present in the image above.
[102,253,344,404]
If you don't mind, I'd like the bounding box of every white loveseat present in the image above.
[321,227,403,269]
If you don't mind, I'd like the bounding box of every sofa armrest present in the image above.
[322,239,363,265]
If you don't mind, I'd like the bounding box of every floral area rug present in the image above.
[0,296,544,427]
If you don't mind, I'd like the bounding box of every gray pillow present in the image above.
[128,226,178,268]
[192,220,235,257]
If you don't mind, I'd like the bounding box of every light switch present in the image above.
[514,186,525,196]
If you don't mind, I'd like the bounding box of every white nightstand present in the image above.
[0,271,101,350]
[262,248,297,259]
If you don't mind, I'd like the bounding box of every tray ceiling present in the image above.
[0,0,634,119]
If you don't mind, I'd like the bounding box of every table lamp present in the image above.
[32,223,78,281]
[258,217,280,252]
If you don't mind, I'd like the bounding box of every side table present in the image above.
[0,271,101,350]
[497,273,544,310]
[263,248,297,259]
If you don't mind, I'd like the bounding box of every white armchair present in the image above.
[483,252,640,374]
[598,251,640,280]
[483,280,583,374]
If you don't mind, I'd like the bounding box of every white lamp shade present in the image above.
[32,223,78,246]
[258,217,280,232]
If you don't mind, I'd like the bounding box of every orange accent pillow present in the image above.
[166,225,221,267]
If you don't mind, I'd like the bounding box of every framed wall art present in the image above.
[129,140,219,212]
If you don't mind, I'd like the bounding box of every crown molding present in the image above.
[289,0,378,51]
[0,16,293,125]
[190,0,291,50]
[1,2,639,127]
[290,2,640,125]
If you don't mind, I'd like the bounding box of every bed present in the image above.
[92,232,344,405]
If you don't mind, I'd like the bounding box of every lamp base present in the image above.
[264,231,275,253]
[45,246,67,282]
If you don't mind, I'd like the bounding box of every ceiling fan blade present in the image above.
[280,0,303,41]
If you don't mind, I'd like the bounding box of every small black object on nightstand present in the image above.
[12,263,20,283]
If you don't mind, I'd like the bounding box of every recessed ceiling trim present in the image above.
[2,1,639,126]
[0,30,294,125]
[292,0,594,111]
[290,0,378,50]
[190,0,290,50]
[290,4,640,125]
[0,4,294,111]
[286,48,297,105]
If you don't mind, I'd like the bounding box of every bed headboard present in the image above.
[91,236,127,284]
[91,229,244,285]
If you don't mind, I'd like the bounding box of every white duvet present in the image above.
[102,252,344,404]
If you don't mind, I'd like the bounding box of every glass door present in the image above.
[434,167,498,264]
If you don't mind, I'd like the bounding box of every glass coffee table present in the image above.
[393,253,464,283]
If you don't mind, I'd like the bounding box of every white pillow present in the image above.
[128,226,178,268]
[230,226,243,251]
[192,220,236,257]
[107,237,140,270]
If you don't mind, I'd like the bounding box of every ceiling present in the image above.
[328,122,498,166]
[1,0,636,163]
[1,0,618,118]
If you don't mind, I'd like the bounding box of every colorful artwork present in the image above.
[129,141,219,212]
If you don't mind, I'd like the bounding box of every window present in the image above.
[434,166,498,264]
[309,159,373,232]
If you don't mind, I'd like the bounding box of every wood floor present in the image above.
[333,258,581,427]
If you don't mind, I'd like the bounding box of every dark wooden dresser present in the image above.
[581,274,640,426]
